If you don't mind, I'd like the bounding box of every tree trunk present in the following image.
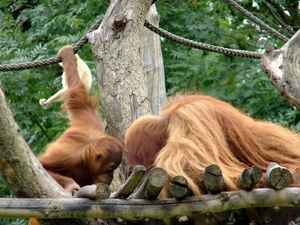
[262,30,300,109]
[0,87,71,199]
[142,4,167,115]
[88,0,153,142]
[87,0,155,184]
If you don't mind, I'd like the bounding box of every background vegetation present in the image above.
[0,0,299,224]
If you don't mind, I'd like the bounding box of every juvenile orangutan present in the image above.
[38,46,124,193]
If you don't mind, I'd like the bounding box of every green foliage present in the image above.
[0,0,108,153]
[0,176,12,197]
[156,0,300,127]
[0,176,29,224]
[0,219,28,225]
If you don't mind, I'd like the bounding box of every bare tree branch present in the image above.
[0,188,300,220]
[0,86,71,199]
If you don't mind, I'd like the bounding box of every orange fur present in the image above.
[38,46,124,192]
[28,219,39,225]
[125,94,300,224]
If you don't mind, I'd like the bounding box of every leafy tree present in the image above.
[0,0,109,153]
[156,0,300,126]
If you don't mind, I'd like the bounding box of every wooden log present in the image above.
[141,4,167,115]
[203,165,230,223]
[168,176,192,224]
[203,164,225,194]
[110,165,146,199]
[238,166,262,190]
[130,167,168,200]
[1,188,300,220]
[169,175,190,199]
[73,183,111,200]
[265,162,293,190]
[261,30,300,110]
[238,169,252,189]
[250,166,262,185]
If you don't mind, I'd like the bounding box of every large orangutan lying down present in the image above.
[125,94,300,224]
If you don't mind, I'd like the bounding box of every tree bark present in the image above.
[142,4,167,115]
[0,188,300,220]
[87,0,153,142]
[262,29,300,109]
[87,0,156,186]
[0,87,70,199]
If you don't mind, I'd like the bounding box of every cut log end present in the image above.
[73,183,111,200]
[203,164,225,194]
[131,167,167,200]
[169,175,190,199]
[238,166,262,190]
[265,162,293,190]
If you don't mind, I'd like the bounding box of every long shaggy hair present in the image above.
[125,94,300,223]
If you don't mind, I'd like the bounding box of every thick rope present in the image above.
[224,0,289,42]
[0,57,61,71]
[0,18,103,72]
[73,18,103,53]
[1,9,280,72]
[144,20,262,59]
